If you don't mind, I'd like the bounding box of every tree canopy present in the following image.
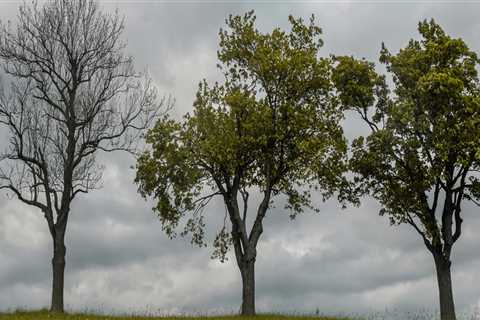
[136,11,348,248]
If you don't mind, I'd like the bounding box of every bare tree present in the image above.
[0,0,164,312]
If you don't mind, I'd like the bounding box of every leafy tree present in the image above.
[0,0,162,312]
[333,20,480,320]
[136,11,347,315]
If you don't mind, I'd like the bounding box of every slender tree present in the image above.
[332,20,480,320]
[0,0,162,312]
[135,12,348,315]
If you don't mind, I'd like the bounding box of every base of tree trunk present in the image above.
[434,256,457,320]
[50,243,66,313]
[240,260,256,316]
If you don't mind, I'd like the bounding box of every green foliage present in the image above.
[333,19,480,247]
[331,56,387,115]
[136,11,348,258]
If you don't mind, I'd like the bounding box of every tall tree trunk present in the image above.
[434,254,456,320]
[239,258,255,316]
[51,230,66,312]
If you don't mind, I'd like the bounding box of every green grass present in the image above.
[0,311,352,320]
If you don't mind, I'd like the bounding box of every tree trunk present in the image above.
[239,259,255,316]
[50,231,66,313]
[434,255,456,320]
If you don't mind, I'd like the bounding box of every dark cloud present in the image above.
[0,1,479,318]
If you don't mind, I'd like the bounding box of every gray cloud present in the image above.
[0,0,479,318]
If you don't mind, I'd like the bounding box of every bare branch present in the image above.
[0,0,165,225]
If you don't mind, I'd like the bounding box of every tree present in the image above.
[0,0,162,312]
[135,12,348,316]
[332,20,480,320]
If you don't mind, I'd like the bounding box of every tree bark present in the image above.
[239,258,256,316]
[50,230,66,313]
[434,254,456,320]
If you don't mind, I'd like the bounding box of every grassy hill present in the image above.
[0,311,352,320]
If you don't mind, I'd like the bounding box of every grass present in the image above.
[0,311,353,320]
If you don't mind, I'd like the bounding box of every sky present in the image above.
[0,0,480,318]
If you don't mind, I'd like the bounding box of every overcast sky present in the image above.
[0,1,479,319]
